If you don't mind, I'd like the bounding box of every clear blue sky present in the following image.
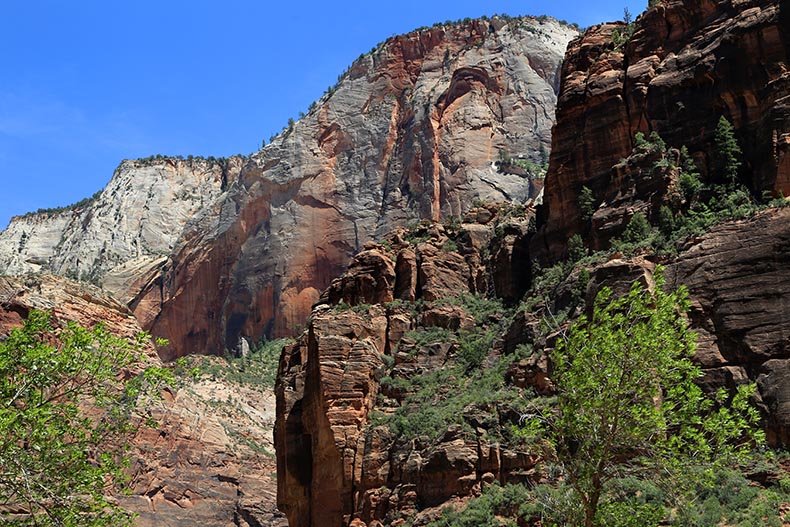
[0,0,646,230]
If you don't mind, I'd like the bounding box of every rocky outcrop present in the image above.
[0,274,156,351]
[275,208,540,527]
[666,207,790,444]
[537,0,790,259]
[0,17,575,359]
[122,370,285,527]
[0,275,284,526]
[275,200,790,526]
[275,2,790,525]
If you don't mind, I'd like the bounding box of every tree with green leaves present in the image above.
[532,270,762,526]
[714,116,742,185]
[0,311,173,526]
[579,186,596,222]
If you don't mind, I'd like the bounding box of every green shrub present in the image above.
[427,484,530,527]
[376,356,529,442]
[437,293,505,324]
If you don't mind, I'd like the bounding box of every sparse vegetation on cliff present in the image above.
[173,338,291,391]
[374,293,531,442]
[574,126,786,259]
[18,189,102,219]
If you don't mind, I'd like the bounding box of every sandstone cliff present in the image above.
[0,17,575,359]
[536,0,790,259]
[0,157,238,305]
[274,1,790,524]
[276,205,542,527]
[139,17,576,358]
[274,203,790,527]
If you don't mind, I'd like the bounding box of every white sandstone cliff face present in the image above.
[143,17,577,356]
[0,158,238,304]
[0,211,78,275]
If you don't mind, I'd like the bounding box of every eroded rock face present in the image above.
[122,373,285,527]
[139,17,576,357]
[0,158,236,306]
[0,275,284,527]
[537,0,790,260]
[275,209,540,527]
[1,18,574,359]
[667,207,790,444]
[0,274,157,351]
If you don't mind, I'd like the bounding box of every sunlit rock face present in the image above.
[142,16,576,358]
[0,157,236,305]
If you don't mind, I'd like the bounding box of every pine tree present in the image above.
[714,116,742,185]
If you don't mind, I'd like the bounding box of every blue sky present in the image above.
[0,0,646,230]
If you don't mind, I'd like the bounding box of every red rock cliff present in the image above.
[140,17,577,358]
[0,275,285,527]
[275,206,540,527]
[537,0,790,259]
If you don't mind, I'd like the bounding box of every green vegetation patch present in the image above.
[173,338,291,391]
[376,357,531,442]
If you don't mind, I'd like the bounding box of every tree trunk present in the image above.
[584,481,602,527]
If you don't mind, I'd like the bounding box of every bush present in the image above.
[427,484,530,527]
[377,356,529,442]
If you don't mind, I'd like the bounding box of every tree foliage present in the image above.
[0,311,173,526]
[530,270,762,526]
[579,186,596,222]
[714,116,742,185]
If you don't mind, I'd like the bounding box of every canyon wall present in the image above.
[141,17,576,358]
[276,207,538,527]
[536,0,789,259]
[274,1,790,525]
[0,157,238,304]
[274,204,790,527]
[0,274,284,527]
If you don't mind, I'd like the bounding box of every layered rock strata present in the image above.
[275,207,540,527]
[1,17,575,358]
[667,207,790,445]
[0,157,237,305]
[275,202,790,526]
[537,0,790,259]
[140,17,576,358]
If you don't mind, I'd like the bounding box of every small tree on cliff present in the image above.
[536,269,762,526]
[0,311,173,526]
[714,116,742,185]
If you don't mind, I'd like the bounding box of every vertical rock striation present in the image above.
[537,0,790,259]
[276,208,539,527]
[141,17,576,357]
[0,17,575,358]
